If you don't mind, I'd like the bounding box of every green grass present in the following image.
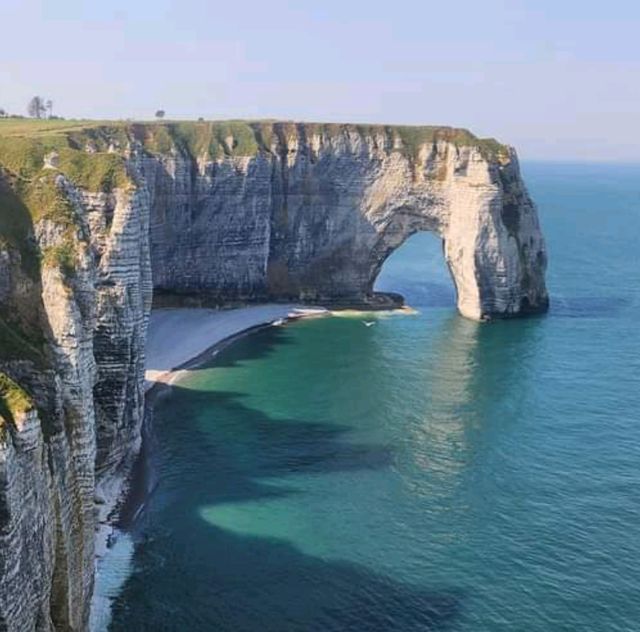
[0,117,510,283]
[210,121,259,157]
[0,372,32,414]
[0,124,126,275]
[0,371,34,436]
[252,121,276,151]
[19,173,75,224]
[0,118,110,137]
[391,125,510,162]
[57,149,129,191]
[0,135,129,192]
[0,117,510,164]
[139,121,261,159]
[41,242,76,275]
[0,368,36,438]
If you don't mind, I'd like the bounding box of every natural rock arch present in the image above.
[366,224,449,304]
[0,120,549,632]
[354,153,548,320]
[145,126,548,320]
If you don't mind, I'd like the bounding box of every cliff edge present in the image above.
[0,119,547,630]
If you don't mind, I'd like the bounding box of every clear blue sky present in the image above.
[2,0,639,160]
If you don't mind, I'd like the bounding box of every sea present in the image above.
[100,162,640,631]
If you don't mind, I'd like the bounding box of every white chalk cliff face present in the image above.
[0,174,150,630]
[146,126,547,319]
[0,122,547,631]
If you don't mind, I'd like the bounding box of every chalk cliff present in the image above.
[144,122,547,318]
[0,120,547,630]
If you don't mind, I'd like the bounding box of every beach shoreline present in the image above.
[144,304,329,388]
[89,304,328,630]
[89,302,417,629]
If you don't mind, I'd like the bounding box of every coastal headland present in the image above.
[0,119,547,630]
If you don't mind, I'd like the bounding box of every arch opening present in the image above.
[373,232,456,310]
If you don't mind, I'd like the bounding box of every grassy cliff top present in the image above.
[0,119,132,278]
[0,118,509,277]
[0,118,510,161]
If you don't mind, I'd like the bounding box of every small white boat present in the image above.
[363,321,376,327]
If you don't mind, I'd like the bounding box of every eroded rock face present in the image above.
[0,176,150,631]
[145,126,548,319]
[0,121,547,631]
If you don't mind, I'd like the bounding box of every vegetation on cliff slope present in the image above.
[0,118,510,166]
[0,121,132,280]
[0,116,512,438]
[0,135,129,192]
[0,371,33,435]
[0,116,510,358]
[139,120,260,158]
[0,168,80,277]
[0,116,510,284]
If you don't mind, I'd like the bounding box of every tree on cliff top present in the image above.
[27,96,46,119]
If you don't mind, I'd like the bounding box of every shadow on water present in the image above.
[109,328,465,631]
[110,302,553,632]
[184,324,296,373]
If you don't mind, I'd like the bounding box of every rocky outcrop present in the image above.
[0,165,150,631]
[0,121,547,631]
[145,123,547,319]
[143,124,547,319]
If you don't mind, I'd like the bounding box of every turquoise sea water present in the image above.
[109,163,640,631]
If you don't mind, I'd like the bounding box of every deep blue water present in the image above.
[106,162,640,631]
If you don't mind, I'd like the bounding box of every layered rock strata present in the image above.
[0,121,547,630]
[144,123,547,318]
